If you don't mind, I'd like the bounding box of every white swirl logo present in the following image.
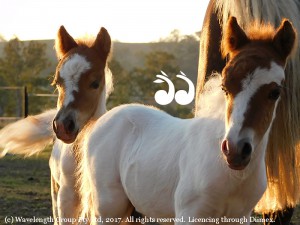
[153,71,195,105]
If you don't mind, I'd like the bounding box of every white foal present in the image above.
[0,26,112,225]
[79,18,296,224]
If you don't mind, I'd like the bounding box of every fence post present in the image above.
[23,86,28,118]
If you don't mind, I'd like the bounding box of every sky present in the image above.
[0,0,209,43]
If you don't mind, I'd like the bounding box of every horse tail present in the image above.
[0,109,56,157]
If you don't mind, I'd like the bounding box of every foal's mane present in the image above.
[76,35,97,47]
[195,74,225,119]
[242,22,276,41]
[104,67,114,99]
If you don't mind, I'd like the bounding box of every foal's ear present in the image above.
[55,26,78,59]
[273,19,296,61]
[222,17,249,58]
[92,27,111,61]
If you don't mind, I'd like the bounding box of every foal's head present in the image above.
[52,26,111,143]
[220,17,296,170]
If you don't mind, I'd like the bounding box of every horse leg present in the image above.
[263,207,294,225]
[275,207,294,225]
[129,210,145,225]
[57,180,80,225]
[174,188,208,225]
[94,186,132,225]
[120,209,145,225]
[51,175,60,225]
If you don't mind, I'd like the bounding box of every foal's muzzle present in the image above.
[53,112,79,144]
[221,138,252,170]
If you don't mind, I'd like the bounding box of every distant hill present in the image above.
[0,39,199,85]
[113,40,199,84]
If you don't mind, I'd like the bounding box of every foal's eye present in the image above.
[90,81,100,89]
[268,88,281,101]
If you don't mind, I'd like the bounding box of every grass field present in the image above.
[0,149,52,225]
[1,148,300,225]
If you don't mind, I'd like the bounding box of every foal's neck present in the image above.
[92,85,107,119]
[72,86,106,148]
[72,87,107,158]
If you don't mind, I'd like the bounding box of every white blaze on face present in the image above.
[59,54,91,106]
[226,62,285,144]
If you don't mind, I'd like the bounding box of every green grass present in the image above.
[0,147,300,225]
[0,149,52,225]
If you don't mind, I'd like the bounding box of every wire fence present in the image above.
[0,86,58,127]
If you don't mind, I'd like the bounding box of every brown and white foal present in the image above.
[50,26,112,224]
[77,17,295,224]
[0,26,112,225]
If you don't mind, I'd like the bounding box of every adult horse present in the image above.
[195,0,300,224]
[77,17,296,224]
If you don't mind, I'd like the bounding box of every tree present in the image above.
[128,51,179,102]
[108,50,193,118]
[108,51,179,104]
[0,38,52,116]
[107,59,131,108]
[159,29,200,43]
[0,38,50,87]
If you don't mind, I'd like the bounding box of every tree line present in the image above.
[0,31,199,119]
